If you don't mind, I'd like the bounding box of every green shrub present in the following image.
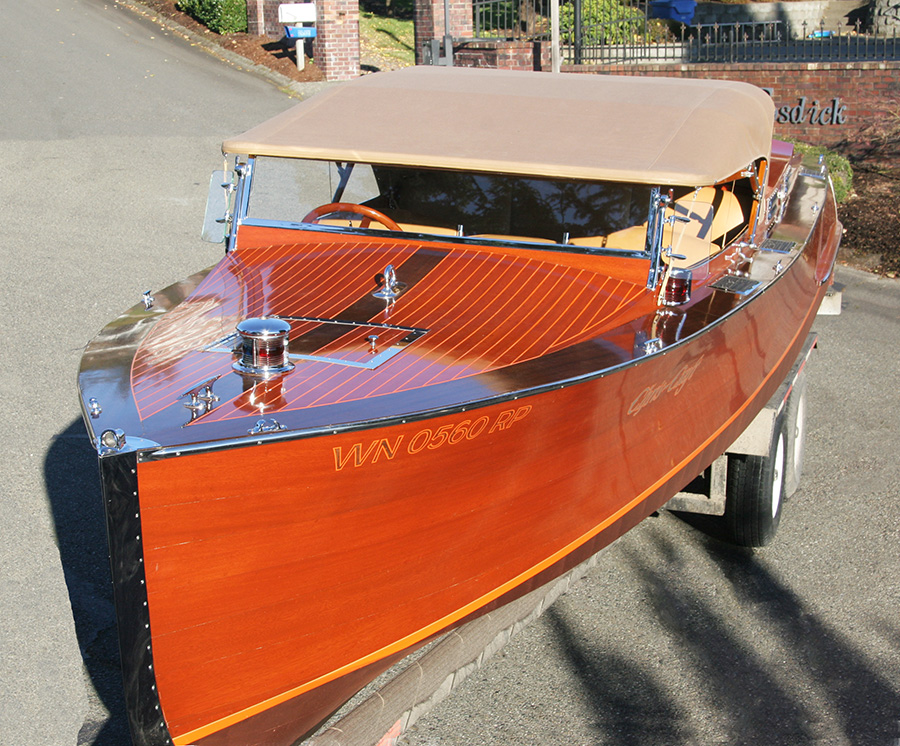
[177,0,247,34]
[789,141,854,203]
[560,0,646,45]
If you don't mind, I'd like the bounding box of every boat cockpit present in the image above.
[205,155,764,293]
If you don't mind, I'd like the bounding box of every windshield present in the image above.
[245,157,653,250]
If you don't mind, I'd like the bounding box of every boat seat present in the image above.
[574,187,745,265]
[313,218,458,236]
[674,186,744,245]
[665,186,745,267]
[602,225,648,251]
[568,235,607,248]
[397,223,459,235]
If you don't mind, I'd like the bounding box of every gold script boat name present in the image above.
[333,405,533,471]
[627,357,703,416]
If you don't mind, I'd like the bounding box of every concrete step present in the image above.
[819,0,868,31]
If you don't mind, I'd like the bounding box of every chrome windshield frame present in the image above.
[227,154,661,263]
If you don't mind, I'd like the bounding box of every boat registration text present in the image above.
[333,405,533,471]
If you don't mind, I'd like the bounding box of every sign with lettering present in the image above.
[775,96,847,126]
[762,89,848,126]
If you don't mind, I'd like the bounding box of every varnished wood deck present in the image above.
[131,235,649,432]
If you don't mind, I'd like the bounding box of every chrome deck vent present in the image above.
[760,238,798,254]
[709,276,761,296]
[799,165,827,180]
[233,317,295,377]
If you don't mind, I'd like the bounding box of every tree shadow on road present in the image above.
[44,419,130,746]
[544,607,684,744]
[544,522,898,745]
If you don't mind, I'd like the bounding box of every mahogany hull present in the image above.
[114,257,824,745]
[82,151,841,745]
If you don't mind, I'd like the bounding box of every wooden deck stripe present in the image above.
[356,251,529,396]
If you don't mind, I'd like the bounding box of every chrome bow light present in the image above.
[233,317,294,377]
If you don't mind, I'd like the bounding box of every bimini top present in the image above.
[222,67,775,186]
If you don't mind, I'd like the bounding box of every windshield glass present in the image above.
[245,157,653,250]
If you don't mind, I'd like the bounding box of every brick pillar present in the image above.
[246,0,360,80]
[247,0,283,36]
[247,0,264,34]
[414,0,473,63]
[314,0,361,80]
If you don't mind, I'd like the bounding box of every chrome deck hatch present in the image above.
[205,316,428,371]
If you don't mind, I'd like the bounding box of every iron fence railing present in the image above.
[566,19,900,64]
[470,0,900,65]
[473,0,554,40]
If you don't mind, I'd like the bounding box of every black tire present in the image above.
[723,415,787,547]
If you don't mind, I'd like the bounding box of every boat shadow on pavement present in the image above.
[44,419,131,746]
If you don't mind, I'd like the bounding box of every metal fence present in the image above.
[472,0,554,40]
[471,0,900,65]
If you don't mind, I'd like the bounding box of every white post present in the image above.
[551,0,560,73]
[296,40,306,71]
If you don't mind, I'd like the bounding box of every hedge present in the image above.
[176,0,248,34]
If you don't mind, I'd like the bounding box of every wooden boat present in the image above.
[77,67,841,746]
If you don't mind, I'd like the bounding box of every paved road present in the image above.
[402,268,900,745]
[2,4,898,746]
[0,2,291,743]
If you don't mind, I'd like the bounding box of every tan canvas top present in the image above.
[222,67,774,186]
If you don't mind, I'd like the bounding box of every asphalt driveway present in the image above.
[1,2,897,745]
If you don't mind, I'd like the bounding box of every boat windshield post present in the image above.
[226,157,255,253]
[332,162,355,202]
[645,186,668,290]
[748,159,767,243]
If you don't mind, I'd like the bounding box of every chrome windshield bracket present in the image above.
[226,158,254,253]
[645,187,669,290]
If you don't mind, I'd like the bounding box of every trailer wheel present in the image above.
[723,415,786,547]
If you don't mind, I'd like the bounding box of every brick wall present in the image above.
[246,0,286,36]
[446,40,900,150]
[414,0,473,63]
[572,61,900,150]
[314,0,360,80]
[454,40,550,70]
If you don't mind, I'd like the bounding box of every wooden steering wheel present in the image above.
[301,202,403,232]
